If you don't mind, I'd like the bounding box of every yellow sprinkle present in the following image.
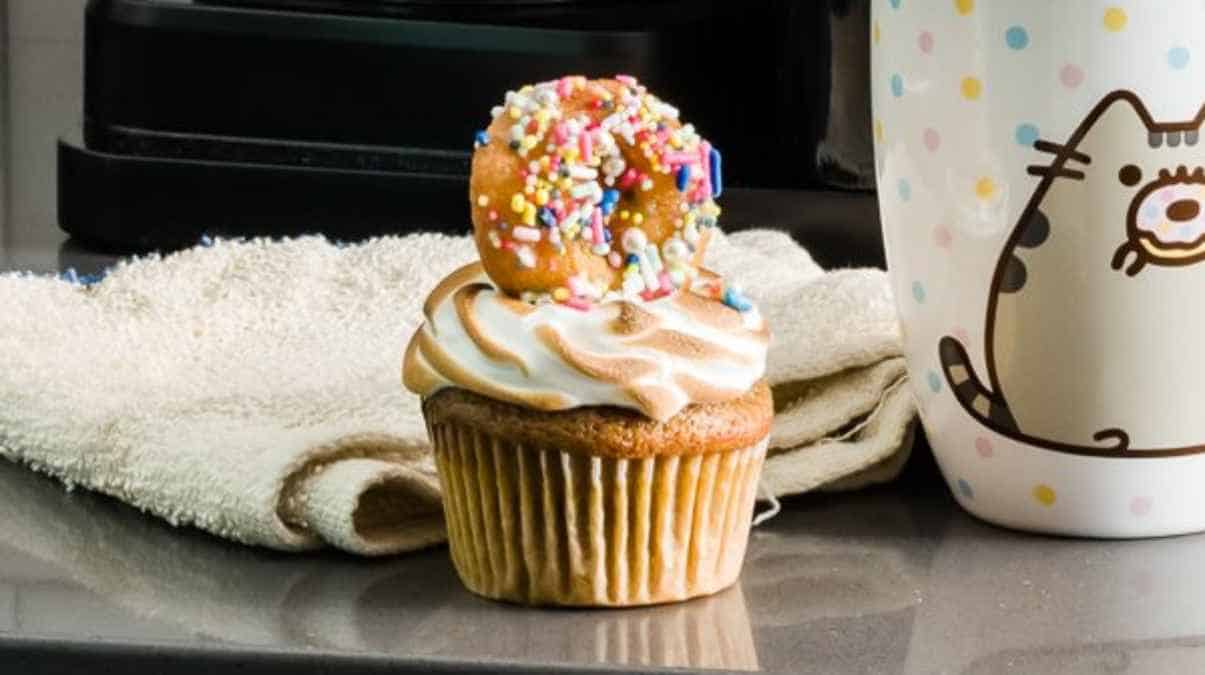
[523,203,537,226]
[1033,484,1056,506]
[476,194,490,207]
[534,109,550,125]
[974,177,996,199]
[873,21,881,45]
[523,135,538,149]
[539,156,551,169]
[519,85,533,94]
[954,0,973,15]
[508,106,522,120]
[875,119,885,143]
[1103,7,1127,32]
[510,193,526,213]
[632,213,645,226]
[961,76,983,100]
[535,189,549,206]
[563,148,579,162]
[684,211,696,225]
[552,287,570,302]
[524,185,535,195]
[620,210,630,220]
[558,178,573,191]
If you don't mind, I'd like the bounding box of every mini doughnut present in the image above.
[469,76,723,302]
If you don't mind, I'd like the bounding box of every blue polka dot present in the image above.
[889,0,901,8]
[912,281,926,303]
[1169,46,1191,70]
[957,479,974,499]
[927,370,942,393]
[1005,26,1029,50]
[898,178,912,202]
[890,73,904,97]
[1015,123,1040,147]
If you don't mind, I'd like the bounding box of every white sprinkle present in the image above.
[636,251,658,288]
[512,226,541,242]
[568,166,598,180]
[621,227,648,253]
[516,245,537,268]
[592,243,611,256]
[491,105,504,118]
[646,245,664,272]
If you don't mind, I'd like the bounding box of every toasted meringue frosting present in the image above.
[403,263,769,422]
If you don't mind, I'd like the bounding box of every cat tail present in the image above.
[938,336,1019,434]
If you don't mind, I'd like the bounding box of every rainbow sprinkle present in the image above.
[472,75,723,309]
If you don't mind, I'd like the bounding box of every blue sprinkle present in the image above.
[199,234,214,247]
[473,130,490,148]
[60,268,80,284]
[676,164,691,192]
[538,207,556,227]
[709,147,723,198]
[78,271,106,285]
[601,200,616,216]
[604,229,612,242]
[626,253,639,265]
[603,188,620,204]
[723,287,753,312]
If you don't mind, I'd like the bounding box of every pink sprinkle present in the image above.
[618,168,639,190]
[656,127,671,143]
[590,208,604,244]
[608,251,622,268]
[488,210,499,221]
[640,289,659,302]
[519,169,529,179]
[553,203,566,220]
[658,271,673,291]
[549,156,561,173]
[563,297,591,311]
[500,239,516,251]
[698,141,713,196]
[662,151,697,165]
[567,276,589,296]
[579,132,593,164]
[557,77,573,98]
[615,74,637,87]
[553,123,568,145]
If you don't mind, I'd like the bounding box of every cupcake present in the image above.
[403,76,771,606]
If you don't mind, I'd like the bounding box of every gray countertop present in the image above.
[6,2,1205,673]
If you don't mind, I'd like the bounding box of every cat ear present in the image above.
[1065,90,1155,146]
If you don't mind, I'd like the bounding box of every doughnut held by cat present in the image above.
[469,75,723,302]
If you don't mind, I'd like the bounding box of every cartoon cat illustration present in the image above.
[940,91,1205,457]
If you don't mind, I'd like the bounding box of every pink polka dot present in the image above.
[918,31,934,54]
[1059,64,1085,88]
[923,128,941,152]
[1130,496,1152,516]
[933,224,952,248]
[975,437,993,458]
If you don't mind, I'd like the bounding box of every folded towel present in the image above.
[0,229,914,555]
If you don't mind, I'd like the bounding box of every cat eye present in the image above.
[1119,164,1143,186]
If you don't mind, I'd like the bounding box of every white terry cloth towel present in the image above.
[0,229,915,555]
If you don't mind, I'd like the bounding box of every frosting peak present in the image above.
[403,263,768,421]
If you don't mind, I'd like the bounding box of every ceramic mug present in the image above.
[872,1,1205,537]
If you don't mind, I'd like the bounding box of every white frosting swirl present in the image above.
[403,263,769,422]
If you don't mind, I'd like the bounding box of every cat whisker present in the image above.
[1027,165,1085,181]
[1033,140,1092,165]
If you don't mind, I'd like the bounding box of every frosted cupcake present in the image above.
[403,76,771,606]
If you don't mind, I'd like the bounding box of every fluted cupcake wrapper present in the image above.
[428,421,767,607]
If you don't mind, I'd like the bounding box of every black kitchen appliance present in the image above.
[60,0,874,249]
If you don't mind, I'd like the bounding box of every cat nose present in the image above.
[1167,199,1201,222]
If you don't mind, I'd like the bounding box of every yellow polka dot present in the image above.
[974,177,996,199]
[954,0,974,15]
[960,76,983,100]
[1103,7,1127,32]
[874,119,885,143]
[873,21,881,45]
[1033,484,1057,506]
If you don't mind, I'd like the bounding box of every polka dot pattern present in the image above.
[890,73,905,97]
[1033,484,1057,507]
[927,370,942,393]
[957,479,974,499]
[1005,26,1029,50]
[897,178,912,202]
[1060,64,1085,88]
[923,128,941,152]
[912,281,926,303]
[1103,7,1127,32]
[953,0,973,16]
[974,437,993,458]
[933,224,952,248]
[889,0,901,9]
[1130,496,1153,517]
[918,31,935,54]
[960,76,982,100]
[1015,123,1040,147]
[1169,46,1191,70]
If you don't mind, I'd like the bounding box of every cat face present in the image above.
[1036,92,1205,275]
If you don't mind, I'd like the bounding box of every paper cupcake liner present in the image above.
[429,421,767,606]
